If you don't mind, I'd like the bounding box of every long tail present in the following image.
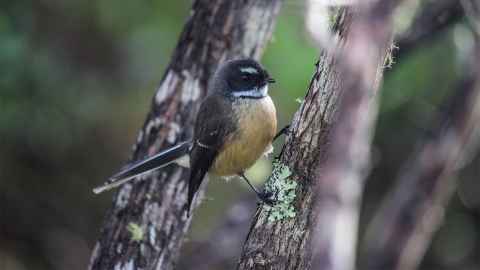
[93,141,192,194]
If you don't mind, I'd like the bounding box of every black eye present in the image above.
[241,74,249,80]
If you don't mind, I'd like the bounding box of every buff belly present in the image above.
[210,96,277,176]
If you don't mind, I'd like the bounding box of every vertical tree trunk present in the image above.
[88,1,282,270]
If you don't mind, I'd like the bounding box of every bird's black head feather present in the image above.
[210,59,274,98]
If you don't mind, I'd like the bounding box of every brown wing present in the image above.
[186,94,236,212]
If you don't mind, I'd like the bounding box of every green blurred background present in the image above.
[1,1,479,269]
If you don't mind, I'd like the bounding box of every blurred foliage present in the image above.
[0,1,479,270]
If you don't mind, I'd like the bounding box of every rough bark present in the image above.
[362,34,480,270]
[88,1,282,270]
[236,7,351,270]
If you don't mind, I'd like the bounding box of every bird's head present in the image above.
[212,59,275,99]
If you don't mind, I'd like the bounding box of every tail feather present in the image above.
[93,141,191,194]
[186,169,207,214]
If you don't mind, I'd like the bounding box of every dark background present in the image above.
[1,1,479,269]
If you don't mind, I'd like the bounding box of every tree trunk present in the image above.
[88,1,281,270]
[236,8,351,270]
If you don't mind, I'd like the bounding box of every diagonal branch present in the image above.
[88,1,282,270]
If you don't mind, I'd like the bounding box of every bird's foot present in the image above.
[258,190,276,206]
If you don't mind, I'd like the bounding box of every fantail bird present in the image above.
[93,59,286,212]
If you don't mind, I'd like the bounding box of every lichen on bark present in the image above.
[262,161,297,222]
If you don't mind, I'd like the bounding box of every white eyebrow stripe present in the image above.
[240,67,259,74]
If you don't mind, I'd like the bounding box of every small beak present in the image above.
[267,77,276,84]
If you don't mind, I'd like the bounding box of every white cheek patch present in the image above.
[240,67,259,74]
[232,84,269,98]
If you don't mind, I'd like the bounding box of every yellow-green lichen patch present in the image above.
[384,42,397,68]
[127,222,144,242]
[263,161,298,223]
